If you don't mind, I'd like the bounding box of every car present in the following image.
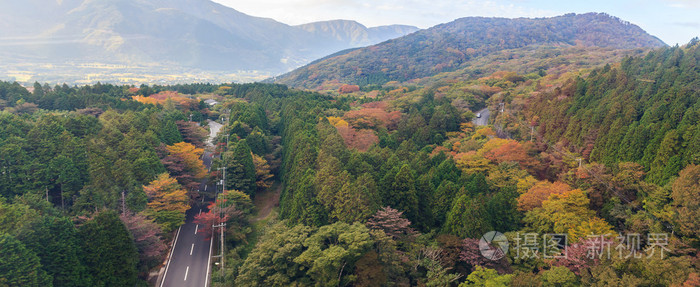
[476,112,481,118]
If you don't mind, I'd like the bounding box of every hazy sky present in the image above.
[211,0,700,46]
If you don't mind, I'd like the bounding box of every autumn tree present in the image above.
[366,206,417,241]
[176,120,208,148]
[142,173,189,232]
[252,154,274,191]
[518,181,574,211]
[670,164,700,237]
[163,142,207,193]
[120,212,166,268]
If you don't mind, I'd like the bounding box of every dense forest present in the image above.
[1,43,699,287]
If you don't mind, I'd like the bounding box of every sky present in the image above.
[211,0,700,46]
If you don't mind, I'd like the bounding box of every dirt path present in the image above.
[253,182,281,222]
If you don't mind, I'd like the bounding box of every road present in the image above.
[473,108,490,126]
[159,203,212,287]
[160,120,223,287]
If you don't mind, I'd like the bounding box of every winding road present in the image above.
[473,108,490,126]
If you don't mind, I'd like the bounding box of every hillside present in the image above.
[296,20,418,48]
[528,40,700,185]
[0,0,417,84]
[275,13,667,89]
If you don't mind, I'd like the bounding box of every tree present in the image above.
[366,206,417,241]
[518,181,574,211]
[332,174,380,223]
[252,154,274,191]
[670,164,700,237]
[294,222,374,287]
[523,189,596,235]
[176,120,208,148]
[236,222,313,286]
[159,120,182,145]
[444,195,493,239]
[0,233,53,287]
[540,266,578,287]
[382,164,419,223]
[460,238,510,274]
[78,211,138,287]
[120,212,166,268]
[163,142,207,192]
[460,266,513,287]
[18,216,92,287]
[227,139,257,196]
[142,173,189,232]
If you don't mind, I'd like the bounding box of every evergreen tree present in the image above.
[78,211,138,287]
[444,194,493,239]
[18,216,92,287]
[227,139,257,196]
[0,233,53,287]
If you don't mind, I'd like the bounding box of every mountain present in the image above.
[274,13,667,89]
[296,20,418,48]
[0,0,417,84]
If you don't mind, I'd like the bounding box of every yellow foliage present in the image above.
[143,173,189,213]
[166,142,207,179]
[327,116,349,128]
[471,127,496,141]
[456,151,492,175]
[568,217,615,243]
[477,137,512,157]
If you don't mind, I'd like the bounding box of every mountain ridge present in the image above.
[274,13,667,89]
[0,0,418,84]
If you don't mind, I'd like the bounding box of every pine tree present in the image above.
[444,194,493,239]
[78,211,138,287]
[227,139,257,196]
[0,233,53,287]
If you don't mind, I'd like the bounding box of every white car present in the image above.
[476,112,481,118]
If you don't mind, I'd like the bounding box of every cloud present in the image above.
[672,21,700,28]
[666,0,700,8]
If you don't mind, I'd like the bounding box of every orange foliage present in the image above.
[339,84,360,94]
[482,140,536,168]
[336,126,379,152]
[344,101,402,130]
[132,91,198,110]
[166,142,207,179]
[143,173,189,213]
[517,181,574,211]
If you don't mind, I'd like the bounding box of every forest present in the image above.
[1,43,699,287]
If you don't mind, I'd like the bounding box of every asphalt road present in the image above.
[473,108,490,126]
[161,120,223,287]
[160,204,212,287]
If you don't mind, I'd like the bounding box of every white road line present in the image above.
[195,224,199,234]
[159,225,182,287]
[190,243,195,255]
[199,209,202,215]
[205,185,208,191]
[184,266,189,281]
[205,237,213,287]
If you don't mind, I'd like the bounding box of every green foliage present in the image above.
[460,266,513,287]
[17,216,93,287]
[78,211,138,287]
[227,139,257,196]
[540,267,579,287]
[444,194,493,238]
[0,233,53,287]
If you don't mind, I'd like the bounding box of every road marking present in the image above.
[199,209,202,215]
[205,237,213,287]
[184,266,189,281]
[195,224,199,234]
[190,243,195,255]
[159,225,182,287]
[205,185,208,191]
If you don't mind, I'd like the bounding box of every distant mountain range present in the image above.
[0,0,417,83]
[274,13,667,89]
